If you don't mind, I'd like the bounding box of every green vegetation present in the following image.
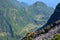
[52,34,60,40]
[0,0,54,40]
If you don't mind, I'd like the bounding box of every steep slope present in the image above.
[20,1,54,37]
[34,3,60,40]
[25,1,54,26]
[34,23,60,40]
[22,3,60,40]
[37,3,60,31]
[0,0,54,40]
[0,0,27,40]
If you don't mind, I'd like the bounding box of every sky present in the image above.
[17,0,60,8]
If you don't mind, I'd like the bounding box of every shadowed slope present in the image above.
[37,3,60,31]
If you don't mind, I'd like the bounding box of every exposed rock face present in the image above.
[34,25,60,40]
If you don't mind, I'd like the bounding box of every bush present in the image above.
[52,34,60,40]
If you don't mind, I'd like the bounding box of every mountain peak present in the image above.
[56,3,60,10]
[57,3,60,6]
[36,3,60,32]
[32,1,47,7]
[34,1,46,5]
[35,1,44,4]
[42,3,60,27]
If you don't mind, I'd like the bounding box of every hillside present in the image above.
[22,3,60,40]
[0,0,54,40]
[34,23,60,40]
[20,1,54,37]
[34,3,60,40]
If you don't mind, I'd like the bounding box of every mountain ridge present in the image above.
[22,3,60,40]
[0,0,54,40]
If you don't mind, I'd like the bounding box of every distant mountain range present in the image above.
[0,0,54,40]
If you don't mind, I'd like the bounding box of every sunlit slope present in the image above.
[0,0,54,39]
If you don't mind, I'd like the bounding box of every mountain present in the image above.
[0,0,54,40]
[37,3,60,31]
[34,3,60,40]
[0,0,26,40]
[26,1,54,22]
[22,3,60,40]
[20,1,54,38]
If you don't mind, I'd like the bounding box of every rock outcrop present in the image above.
[34,24,60,40]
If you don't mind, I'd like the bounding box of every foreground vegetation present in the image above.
[52,34,60,40]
